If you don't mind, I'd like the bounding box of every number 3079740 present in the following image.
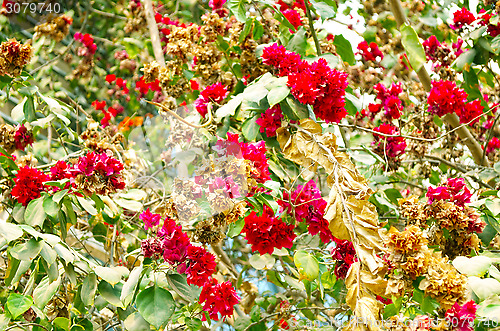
[4,2,61,14]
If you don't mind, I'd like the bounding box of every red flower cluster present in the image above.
[72,152,126,193]
[331,238,357,279]
[445,300,477,331]
[485,136,500,156]
[13,124,34,151]
[92,100,123,127]
[373,83,403,120]
[428,80,484,124]
[426,177,472,207]
[279,180,333,243]
[139,210,239,319]
[242,205,296,255]
[49,160,72,181]
[195,82,229,118]
[372,124,407,158]
[282,9,303,30]
[480,11,500,37]
[106,74,130,100]
[216,133,271,184]
[74,32,97,55]
[451,8,476,30]
[11,166,49,206]
[422,36,464,68]
[262,43,349,123]
[200,278,240,321]
[256,105,284,137]
[135,76,162,94]
[140,208,161,230]
[357,41,384,62]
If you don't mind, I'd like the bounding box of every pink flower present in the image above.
[256,105,283,137]
[160,218,191,265]
[445,300,477,331]
[140,208,161,230]
[13,124,33,151]
[11,166,49,206]
[209,0,227,10]
[282,9,303,30]
[372,124,407,158]
[428,80,467,117]
[426,177,472,207]
[195,83,228,118]
[357,41,384,62]
[486,137,500,155]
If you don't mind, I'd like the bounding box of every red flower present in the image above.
[199,278,240,321]
[372,124,407,158]
[116,78,127,89]
[159,218,191,265]
[279,180,333,243]
[13,124,33,151]
[486,136,500,155]
[357,41,384,62]
[140,208,161,230]
[49,160,72,180]
[261,43,303,77]
[331,238,357,278]
[452,8,475,30]
[282,9,303,30]
[185,245,217,286]
[428,80,467,117]
[374,83,403,120]
[105,74,116,84]
[459,99,484,125]
[209,0,227,10]
[426,177,472,207]
[11,166,49,206]
[92,100,106,111]
[256,105,284,137]
[195,82,228,118]
[445,300,477,331]
[243,205,296,255]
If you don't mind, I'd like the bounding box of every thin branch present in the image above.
[481,110,500,165]
[303,0,321,56]
[145,99,213,129]
[89,6,127,20]
[143,0,166,66]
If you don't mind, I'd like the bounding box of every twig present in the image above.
[303,0,321,56]
[481,111,500,165]
[145,99,213,129]
[89,6,127,20]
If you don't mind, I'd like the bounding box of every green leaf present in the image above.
[227,217,245,237]
[94,266,127,286]
[453,256,492,276]
[98,281,124,308]
[115,198,143,212]
[10,238,43,261]
[294,250,319,281]
[24,96,36,122]
[287,27,307,55]
[253,20,264,40]
[240,18,253,43]
[76,196,98,216]
[136,286,175,329]
[43,196,59,218]
[267,85,290,107]
[333,35,355,65]
[25,197,47,227]
[453,49,477,70]
[81,273,98,306]
[384,188,403,205]
[53,317,70,331]
[242,115,260,141]
[6,293,33,319]
[309,0,336,20]
[228,0,247,22]
[400,24,426,72]
[11,97,27,122]
[120,266,143,307]
[249,253,275,270]
[33,276,61,308]
[166,273,201,302]
[0,220,24,243]
[124,312,150,331]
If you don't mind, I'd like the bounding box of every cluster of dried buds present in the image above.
[34,15,73,42]
[0,39,32,77]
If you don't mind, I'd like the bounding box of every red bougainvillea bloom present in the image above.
[141,238,163,259]
[261,43,304,77]
[158,217,191,265]
[49,160,72,180]
[357,41,384,62]
[422,35,441,62]
[428,80,467,117]
[140,208,161,230]
[280,180,333,243]
[426,177,472,207]
[72,152,126,193]
[445,300,477,331]
[460,99,484,124]
[452,8,475,30]
[11,166,49,206]
[331,238,357,279]
[92,100,106,111]
[185,245,217,286]
[195,82,229,118]
[374,83,403,120]
[199,278,240,321]
[372,124,407,158]
[208,0,227,10]
[243,205,296,255]
[13,124,33,151]
[480,11,500,37]
[282,9,303,30]
[486,136,500,155]
[256,105,284,137]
